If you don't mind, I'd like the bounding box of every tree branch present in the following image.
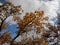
[0,18,6,31]
[10,14,36,45]
[0,15,11,31]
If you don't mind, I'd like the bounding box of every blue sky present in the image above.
[1,24,19,38]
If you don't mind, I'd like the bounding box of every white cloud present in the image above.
[6,0,41,19]
[5,16,17,25]
[40,0,59,25]
[6,0,59,19]
[7,0,40,12]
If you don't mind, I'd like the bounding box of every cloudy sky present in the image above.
[0,0,59,23]
[6,0,59,23]
[1,0,60,38]
[0,0,60,44]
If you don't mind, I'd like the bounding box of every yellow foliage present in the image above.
[43,17,49,20]
[39,38,45,43]
[44,43,48,45]
[2,23,7,29]
[13,10,49,44]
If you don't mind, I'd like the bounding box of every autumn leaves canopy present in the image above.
[0,2,54,45]
[13,9,49,45]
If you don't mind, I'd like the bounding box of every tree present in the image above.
[0,1,58,45]
[42,23,58,45]
[0,2,22,31]
[11,10,49,45]
[0,2,22,45]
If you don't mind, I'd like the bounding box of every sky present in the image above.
[7,0,59,21]
[0,0,60,45]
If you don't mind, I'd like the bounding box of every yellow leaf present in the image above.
[2,23,7,29]
[44,43,48,45]
[43,17,49,20]
[39,38,45,43]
